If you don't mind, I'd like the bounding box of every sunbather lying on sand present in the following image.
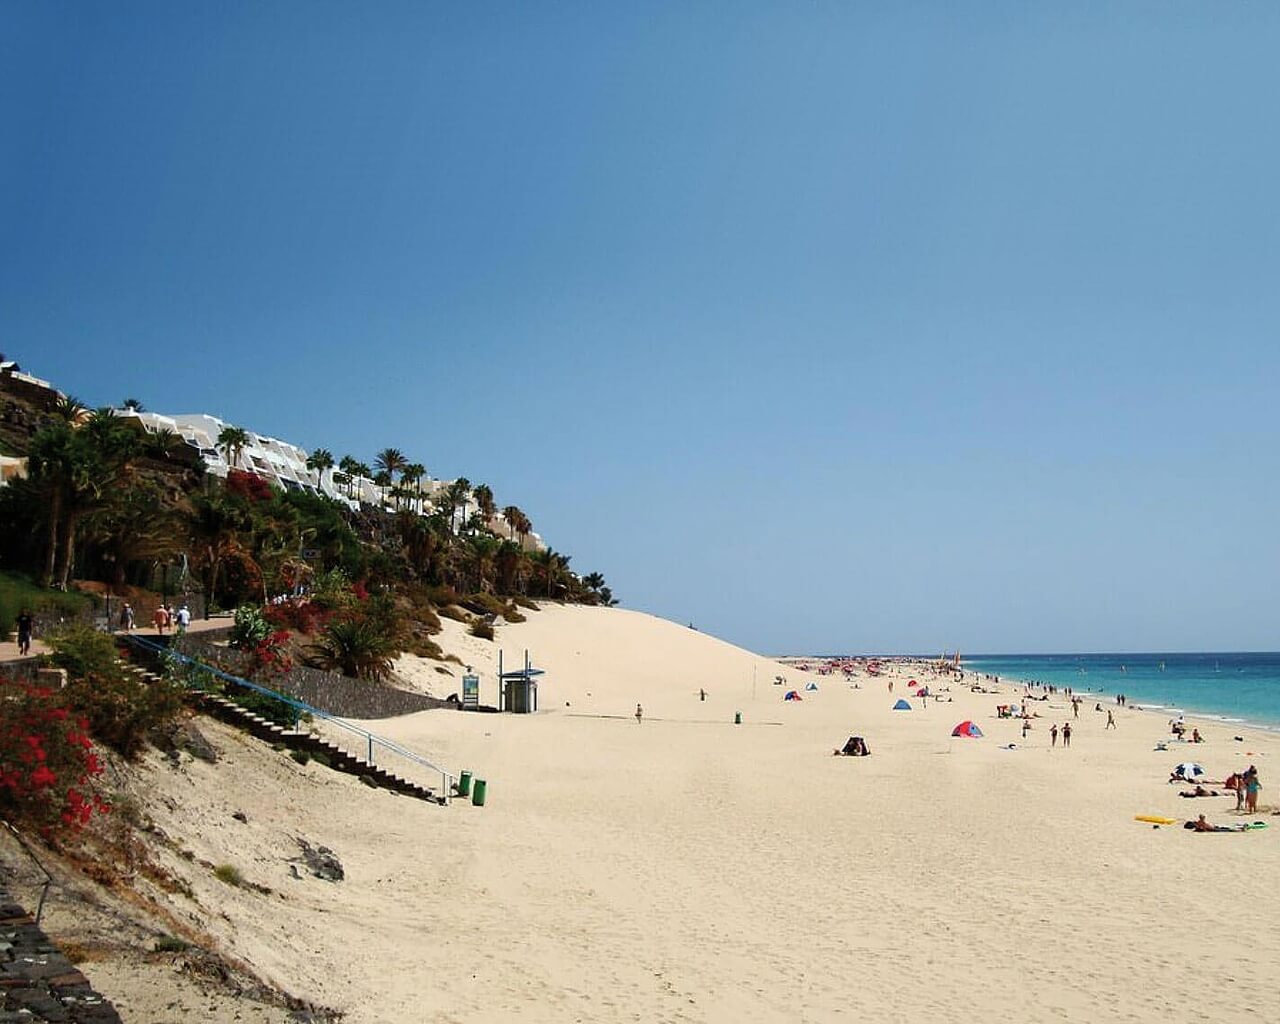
[1179,787,1222,798]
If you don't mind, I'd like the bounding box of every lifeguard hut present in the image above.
[498,649,544,713]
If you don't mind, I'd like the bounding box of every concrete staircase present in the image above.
[130,664,446,804]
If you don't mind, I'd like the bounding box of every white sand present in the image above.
[95,605,1280,1023]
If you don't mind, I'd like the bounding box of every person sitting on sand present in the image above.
[1192,814,1218,832]
[1191,728,1203,743]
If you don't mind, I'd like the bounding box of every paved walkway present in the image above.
[0,616,231,665]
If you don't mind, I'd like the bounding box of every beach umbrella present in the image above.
[1173,762,1204,778]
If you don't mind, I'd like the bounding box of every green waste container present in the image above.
[457,771,472,798]
[734,711,742,725]
[472,778,487,807]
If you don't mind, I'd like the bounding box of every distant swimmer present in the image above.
[635,703,643,724]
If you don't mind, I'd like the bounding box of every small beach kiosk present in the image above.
[498,649,544,713]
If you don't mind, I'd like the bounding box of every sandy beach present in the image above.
[80,605,1280,1023]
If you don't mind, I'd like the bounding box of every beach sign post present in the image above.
[462,668,480,709]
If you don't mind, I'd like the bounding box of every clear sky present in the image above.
[4,2,1279,654]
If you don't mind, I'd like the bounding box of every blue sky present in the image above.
[4,2,1279,653]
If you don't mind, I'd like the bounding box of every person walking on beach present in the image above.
[1245,767,1261,813]
[1072,698,1079,719]
[16,609,34,656]
[635,703,643,725]
[1062,722,1072,747]
[1106,709,1115,729]
[1022,718,1030,740]
[1051,724,1059,748]
[699,688,706,702]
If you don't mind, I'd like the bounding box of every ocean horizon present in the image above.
[962,651,1280,731]
[787,651,1280,731]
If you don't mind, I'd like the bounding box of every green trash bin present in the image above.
[472,778,487,807]
[734,711,742,725]
[457,771,472,798]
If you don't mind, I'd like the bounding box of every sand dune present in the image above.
[103,605,1279,1023]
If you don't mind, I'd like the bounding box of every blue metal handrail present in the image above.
[124,633,456,801]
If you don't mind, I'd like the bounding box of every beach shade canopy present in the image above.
[805,682,819,691]
[951,720,983,738]
[1174,762,1204,778]
[784,690,803,701]
[892,699,912,711]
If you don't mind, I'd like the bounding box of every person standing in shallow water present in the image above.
[635,703,643,724]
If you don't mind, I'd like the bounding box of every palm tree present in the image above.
[308,619,396,681]
[216,425,250,470]
[375,447,407,480]
[473,483,496,523]
[494,539,523,594]
[445,478,471,534]
[27,411,140,588]
[503,505,522,540]
[53,395,87,424]
[337,455,358,496]
[465,534,500,592]
[373,470,393,509]
[305,447,335,489]
[402,463,426,512]
[190,492,251,617]
[121,398,145,412]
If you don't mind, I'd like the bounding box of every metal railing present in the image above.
[123,634,455,802]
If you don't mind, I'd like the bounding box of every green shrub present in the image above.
[63,670,185,761]
[213,864,243,887]
[290,749,311,765]
[307,619,396,681]
[502,607,526,624]
[154,935,190,953]
[45,625,183,759]
[469,619,495,641]
[423,584,462,608]
[513,596,538,611]
[44,624,120,680]
[230,605,271,650]
[438,605,469,623]
[460,592,507,618]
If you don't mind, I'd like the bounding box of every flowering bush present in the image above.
[264,599,330,636]
[251,629,293,677]
[226,470,274,503]
[0,678,111,838]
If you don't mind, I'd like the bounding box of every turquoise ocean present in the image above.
[961,653,1280,731]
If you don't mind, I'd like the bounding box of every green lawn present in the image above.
[0,571,93,640]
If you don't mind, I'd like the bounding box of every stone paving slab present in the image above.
[0,896,121,1023]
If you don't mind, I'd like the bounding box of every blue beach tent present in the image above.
[892,699,912,711]
[805,682,819,691]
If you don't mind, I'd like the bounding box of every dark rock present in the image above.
[294,840,343,882]
[232,811,248,823]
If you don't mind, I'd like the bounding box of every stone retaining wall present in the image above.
[172,634,454,720]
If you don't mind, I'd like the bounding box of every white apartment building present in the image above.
[114,408,544,549]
